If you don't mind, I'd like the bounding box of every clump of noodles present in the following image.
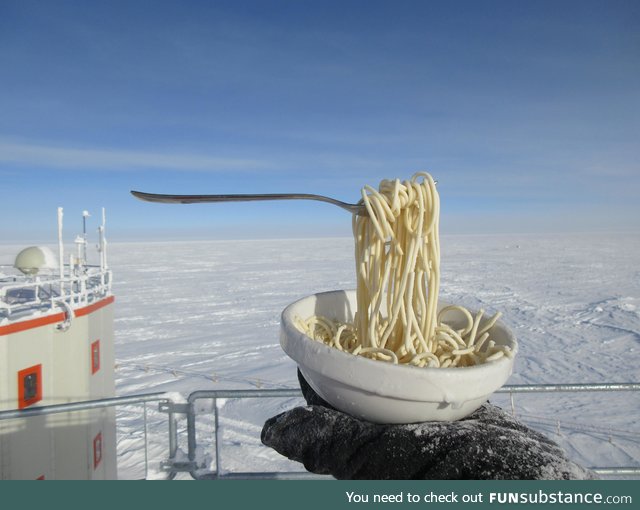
[296,173,513,368]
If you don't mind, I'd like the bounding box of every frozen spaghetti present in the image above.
[296,173,512,368]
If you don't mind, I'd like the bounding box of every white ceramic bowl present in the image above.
[280,290,517,424]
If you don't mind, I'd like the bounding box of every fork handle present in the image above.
[130,191,363,214]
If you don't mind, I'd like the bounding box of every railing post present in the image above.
[143,402,149,480]
[168,408,177,460]
[187,401,197,464]
[158,400,195,476]
[214,398,220,477]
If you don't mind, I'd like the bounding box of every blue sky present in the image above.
[1,0,638,241]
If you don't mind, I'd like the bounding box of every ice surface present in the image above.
[1,233,638,478]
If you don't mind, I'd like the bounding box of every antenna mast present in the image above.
[57,207,65,298]
[82,210,90,263]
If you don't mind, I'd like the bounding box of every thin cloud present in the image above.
[0,139,268,172]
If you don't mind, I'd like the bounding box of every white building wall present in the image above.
[0,298,116,480]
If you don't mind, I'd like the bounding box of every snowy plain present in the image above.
[2,232,639,479]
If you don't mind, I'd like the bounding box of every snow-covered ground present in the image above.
[2,233,639,479]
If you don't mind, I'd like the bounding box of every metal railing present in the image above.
[177,383,640,480]
[0,207,111,321]
[1,383,639,480]
[0,264,112,320]
[0,392,169,479]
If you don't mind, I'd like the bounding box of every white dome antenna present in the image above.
[14,246,59,276]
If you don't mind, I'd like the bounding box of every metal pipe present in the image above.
[0,392,169,421]
[168,409,177,460]
[100,208,108,273]
[497,383,640,393]
[184,384,640,402]
[57,207,64,299]
[194,467,640,480]
[143,402,149,480]
[82,210,89,264]
[188,388,303,401]
[592,467,640,476]
[214,398,220,477]
[186,402,197,463]
[201,471,331,480]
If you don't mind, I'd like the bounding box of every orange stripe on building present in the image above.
[0,295,115,336]
[75,295,115,318]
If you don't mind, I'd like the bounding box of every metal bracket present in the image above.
[158,401,194,476]
[158,402,190,414]
[159,459,197,473]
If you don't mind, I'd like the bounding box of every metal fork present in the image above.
[130,190,367,215]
